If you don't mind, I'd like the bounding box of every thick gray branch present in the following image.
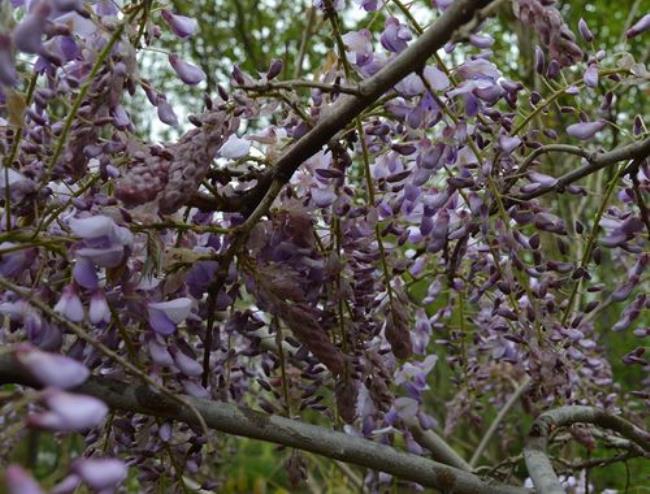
[0,355,527,494]
[524,405,650,494]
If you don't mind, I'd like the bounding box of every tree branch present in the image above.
[193,0,494,215]
[524,406,650,494]
[0,354,528,494]
[514,136,650,202]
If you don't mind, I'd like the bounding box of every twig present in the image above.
[405,416,473,472]
[470,376,531,467]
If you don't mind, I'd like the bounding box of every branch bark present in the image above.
[0,354,528,494]
[524,406,650,494]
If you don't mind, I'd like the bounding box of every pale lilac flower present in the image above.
[5,465,45,494]
[342,29,374,66]
[422,65,450,91]
[161,10,198,38]
[578,18,594,42]
[156,95,179,127]
[567,120,606,140]
[0,242,35,278]
[70,215,132,268]
[148,298,192,335]
[355,0,378,11]
[380,17,411,53]
[171,347,203,377]
[584,63,598,88]
[54,284,84,322]
[218,134,250,159]
[73,458,128,491]
[29,389,108,432]
[469,33,494,49]
[14,344,89,389]
[72,256,98,290]
[499,134,522,153]
[169,54,206,85]
[88,290,111,325]
[626,14,650,38]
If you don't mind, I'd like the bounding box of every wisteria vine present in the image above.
[0,0,649,492]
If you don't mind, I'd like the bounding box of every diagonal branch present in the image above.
[0,354,528,494]
[524,405,650,494]
[193,0,495,215]
[514,135,650,202]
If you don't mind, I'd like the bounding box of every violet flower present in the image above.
[161,10,198,39]
[28,389,108,432]
[72,458,128,491]
[4,465,45,494]
[148,297,192,335]
[14,343,89,389]
[69,215,132,268]
[169,54,206,85]
[218,134,250,159]
[626,14,650,38]
[566,120,606,140]
[380,17,411,53]
[54,284,84,322]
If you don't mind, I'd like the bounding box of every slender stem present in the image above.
[470,376,531,467]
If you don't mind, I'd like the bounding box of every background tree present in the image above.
[0,0,649,492]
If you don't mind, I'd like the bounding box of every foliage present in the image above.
[0,0,649,493]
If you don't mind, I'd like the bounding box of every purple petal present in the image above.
[266,58,283,80]
[73,256,98,290]
[469,33,494,49]
[422,65,449,91]
[172,348,203,377]
[626,14,650,38]
[89,290,111,325]
[169,54,205,85]
[156,96,179,127]
[584,64,598,88]
[76,245,125,268]
[161,10,198,38]
[73,458,128,491]
[148,309,177,335]
[54,285,84,322]
[12,3,48,55]
[69,215,116,239]
[29,389,108,432]
[5,465,45,494]
[499,135,522,153]
[148,298,192,324]
[218,134,250,159]
[14,344,89,389]
[578,18,594,42]
[311,188,336,208]
[567,120,606,140]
